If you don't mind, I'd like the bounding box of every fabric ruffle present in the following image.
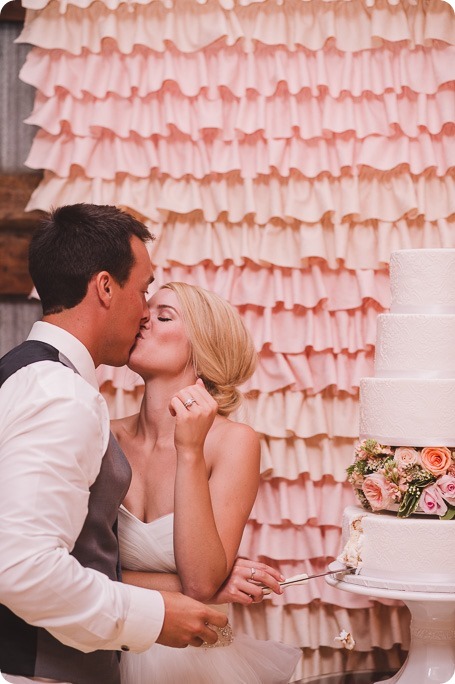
[25,170,455,225]
[258,435,358,482]
[20,0,182,9]
[248,475,359,526]
[20,43,455,99]
[100,381,144,421]
[27,184,455,270]
[147,216,455,271]
[25,128,455,179]
[97,363,143,392]
[151,262,392,310]
[240,390,359,440]
[230,601,410,651]
[239,521,343,563]
[245,348,373,394]
[16,0,455,53]
[25,86,455,140]
[19,0,425,13]
[240,304,382,354]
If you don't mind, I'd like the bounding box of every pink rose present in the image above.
[394,447,420,469]
[437,474,455,505]
[362,473,394,511]
[419,484,448,516]
[420,447,452,477]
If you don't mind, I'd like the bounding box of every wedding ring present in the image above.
[250,567,256,580]
[183,397,196,409]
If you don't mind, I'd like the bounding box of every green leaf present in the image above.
[398,490,420,518]
[440,505,455,521]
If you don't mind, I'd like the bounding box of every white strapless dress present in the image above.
[118,505,301,683]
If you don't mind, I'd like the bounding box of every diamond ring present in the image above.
[183,397,196,409]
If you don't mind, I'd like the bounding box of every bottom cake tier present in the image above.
[337,505,455,588]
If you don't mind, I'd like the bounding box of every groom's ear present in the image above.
[93,271,113,307]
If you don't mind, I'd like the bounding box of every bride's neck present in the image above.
[136,374,196,441]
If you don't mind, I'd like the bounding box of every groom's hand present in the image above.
[157,591,227,648]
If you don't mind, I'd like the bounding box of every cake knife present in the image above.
[261,568,355,595]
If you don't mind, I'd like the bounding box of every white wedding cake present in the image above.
[360,248,455,447]
[337,249,455,589]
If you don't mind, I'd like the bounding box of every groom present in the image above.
[0,203,227,684]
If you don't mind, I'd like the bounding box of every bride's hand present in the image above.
[210,557,285,605]
[170,379,218,455]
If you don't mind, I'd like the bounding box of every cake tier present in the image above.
[389,249,455,314]
[339,505,455,584]
[375,313,455,378]
[359,377,455,447]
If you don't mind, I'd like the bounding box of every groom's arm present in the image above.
[0,364,225,652]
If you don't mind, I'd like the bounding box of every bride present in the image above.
[111,282,301,683]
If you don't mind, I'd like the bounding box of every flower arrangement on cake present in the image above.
[347,439,455,519]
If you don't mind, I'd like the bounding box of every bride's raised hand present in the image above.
[170,378,218,455]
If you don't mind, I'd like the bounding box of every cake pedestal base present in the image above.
[326,573,455,684]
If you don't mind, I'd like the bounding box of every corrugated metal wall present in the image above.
[0,19,41,354]
[0,20,37,172]
[0,299,42,356]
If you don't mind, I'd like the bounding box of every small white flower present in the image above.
[335,629,356,650]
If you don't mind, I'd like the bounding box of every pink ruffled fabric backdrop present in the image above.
[18,0,455,678]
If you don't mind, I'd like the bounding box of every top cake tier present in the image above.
[390,249,455,313]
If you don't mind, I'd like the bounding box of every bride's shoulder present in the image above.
[208,416,260,455]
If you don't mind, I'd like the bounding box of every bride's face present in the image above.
[128,288,192,379]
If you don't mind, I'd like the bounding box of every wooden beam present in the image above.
[0,0,25,22]
[0,230,34,294]
[0,173,45,295]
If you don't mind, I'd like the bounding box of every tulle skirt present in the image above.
[120,632,301,683]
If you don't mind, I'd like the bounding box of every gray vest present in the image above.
[0,340,132,684]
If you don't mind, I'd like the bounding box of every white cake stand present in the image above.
[326,563,455,684]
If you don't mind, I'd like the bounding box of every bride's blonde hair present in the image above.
[161,282,257,416]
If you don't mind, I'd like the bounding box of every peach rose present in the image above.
[419,484,448,516]
[437,474,455,505]
[362,473,394,511]
[420,447,452,477]
[394,447,420,469]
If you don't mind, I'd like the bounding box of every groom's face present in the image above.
[106,237,154,366]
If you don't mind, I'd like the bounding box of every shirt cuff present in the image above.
[119,585,165,653]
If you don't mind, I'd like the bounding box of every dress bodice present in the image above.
[118,505,176,573]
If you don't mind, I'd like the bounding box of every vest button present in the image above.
[121,645,130,652]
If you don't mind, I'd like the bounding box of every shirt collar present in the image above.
[27,321,99,390]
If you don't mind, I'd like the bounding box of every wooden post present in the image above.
[0,173,45,295]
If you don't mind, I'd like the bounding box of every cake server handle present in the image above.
[261,568,355,595]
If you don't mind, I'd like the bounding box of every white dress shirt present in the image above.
[0,322,164,667]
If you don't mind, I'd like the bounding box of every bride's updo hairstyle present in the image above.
[161,282,257,416]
